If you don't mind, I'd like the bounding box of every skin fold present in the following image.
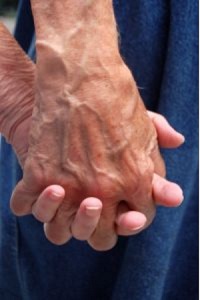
[0,13,184,251]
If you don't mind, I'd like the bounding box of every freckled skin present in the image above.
[1,0,165,250]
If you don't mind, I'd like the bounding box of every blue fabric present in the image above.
[0,0,198,299]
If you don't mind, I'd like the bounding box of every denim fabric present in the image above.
[0,0,198,299]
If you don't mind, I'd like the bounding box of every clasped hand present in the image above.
[0,24,184,251]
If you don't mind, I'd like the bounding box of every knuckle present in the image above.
[88,236,118,251]
[94,174,121,200]
[144,208,156,228]
[46,235,66,246]
[44,225,72,246]
[73,230,88,241]
[10,202,27,216]
[23,160,48,190]
[10,189,32,216]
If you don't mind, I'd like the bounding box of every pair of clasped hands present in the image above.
[0,20,184,251]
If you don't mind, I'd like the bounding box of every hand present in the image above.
[0,23,140,244]
[0,22,102,241]
[9,9,184,250]
[0,23,184,250]
[32,112,184,241]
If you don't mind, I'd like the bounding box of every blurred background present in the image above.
[0,0,18,32]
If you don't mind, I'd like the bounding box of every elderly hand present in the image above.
[9,0,185,250]
[0,20,183,251]
[8,0,184,250]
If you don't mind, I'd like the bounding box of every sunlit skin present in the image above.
[0,12,184,251]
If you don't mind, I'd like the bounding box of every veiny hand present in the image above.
[6,4,184,250]
[0,22,184,250]
[0,23,105,241]
[0,23,147,244]
[14,113,185,239]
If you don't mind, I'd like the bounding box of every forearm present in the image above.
[0,24,34,142]
[29,0,139,148]
[31,0,119,52]
[30,0,136,114]
[30,0,123,86]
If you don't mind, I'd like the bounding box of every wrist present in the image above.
[35,41,133,105]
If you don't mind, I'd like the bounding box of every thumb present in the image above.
[152,173,184,207]
[10,179,39,216]
[148,111,185,148]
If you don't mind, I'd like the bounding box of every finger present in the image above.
[150,144,166,177]
[44,193,78,245]
[125,187,156,229]
[10,179,39,216]
[148,111,185,148]
[71,197,102,241]
[44,214,73,246]
[32,185,65,223]
[88,203,118,251]
[116,202,147,236]
[152,173,184,207]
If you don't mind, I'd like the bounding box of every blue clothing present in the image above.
[0,0,198,299]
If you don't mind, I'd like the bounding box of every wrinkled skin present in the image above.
[0,23,184,250]
[11,45,165,250]
[11,0,167,249]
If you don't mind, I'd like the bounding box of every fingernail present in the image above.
[130,224,145,231]
[51,192,63,198]
[51,187,64,198]
[85,206,101,217]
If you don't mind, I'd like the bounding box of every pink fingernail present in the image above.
[51,187,64,198]
[52,192,63,198]
[86,206,101,217]
[130,224,145,231]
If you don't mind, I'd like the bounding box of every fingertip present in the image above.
[148,111,185,148]
[81,197,103,211]
[169,130,185,147]
[47,185,65,200]
[117,211,147,233]
[158,128,185,149]
[88,235,118,251]
[153,174,184,207]
[162,182,184,207]
[177,133,185,145]
[44,222,72,246]
[31,186,65,223]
